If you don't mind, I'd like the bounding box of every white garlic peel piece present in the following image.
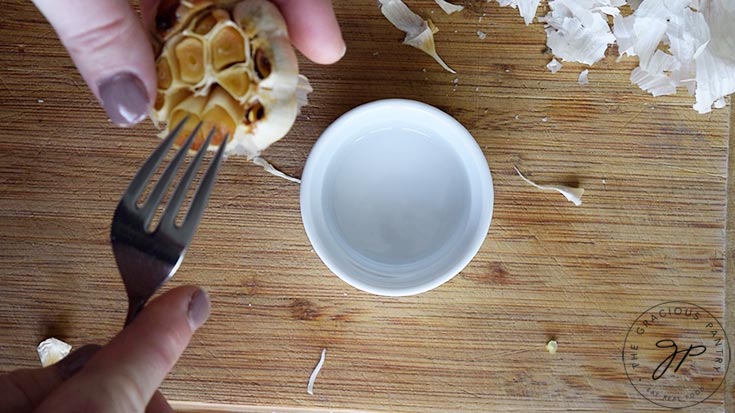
[595,0,735,112]
[252,156,300,184]
[497,0,542,25]
[514,166,584,206]
[546,340,558,354]
[543,0,619,65]
[378,0,456,73]
[547,58,562,73]
[38,338,72,367]
[307,349,326,395]
[236,74,310,184]
[578,69,589,85]
[434,0,464,14]
[295,75,313,115]
[499,0,734,113]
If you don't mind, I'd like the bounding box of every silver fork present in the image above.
[111,118,227,326]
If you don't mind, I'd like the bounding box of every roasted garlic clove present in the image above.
[216,63,252,100]
[174,36,207,85]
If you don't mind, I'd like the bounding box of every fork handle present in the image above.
[124,298,147,326]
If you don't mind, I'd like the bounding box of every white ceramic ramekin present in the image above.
[300,99,493,296]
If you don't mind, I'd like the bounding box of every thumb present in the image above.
[35,286,210,413]
[32,0,156,127]
[0,345,100,413]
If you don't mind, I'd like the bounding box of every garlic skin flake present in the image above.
[295,74,313,115]
[497,0,542,25]
[378,0,456,73]
[514,166,584,206]
[38,338,72,367]
[307,349,326,395]
[501,0,734,112]
[434,0,464,14]
[547,58,562,73]
[578,69,589,85]
[252,156,301,184]
[543,0,621,65]
[612,0,734,113]
[694,0,735,113]
[546,340,559,354]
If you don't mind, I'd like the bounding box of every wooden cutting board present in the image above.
[0,1,732,412]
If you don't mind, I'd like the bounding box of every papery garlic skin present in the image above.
[515,166,584,206]
[378,0,456,74]
[307,349,326,395]
[496,0,734,113]
[434,0,464,15]
[578,69,589,85]
[497,0,542,25]
[38,338,72,367]
[543,0,620,66]
[547,58,562,73]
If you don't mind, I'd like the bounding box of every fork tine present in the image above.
[158,127,217,234]
[177,133,228,242]
[138,121,203,227]
[120,117,189,208]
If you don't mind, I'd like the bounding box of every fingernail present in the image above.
[187,288,210,331]
[97,72,149,127]
[56,344,102,379]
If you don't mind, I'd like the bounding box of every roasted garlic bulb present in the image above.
[152,0,310,157]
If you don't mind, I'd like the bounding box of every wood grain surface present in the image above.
[0,1,732,412]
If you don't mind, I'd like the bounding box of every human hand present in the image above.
[31,0,345,127]
[0,286,211,413]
